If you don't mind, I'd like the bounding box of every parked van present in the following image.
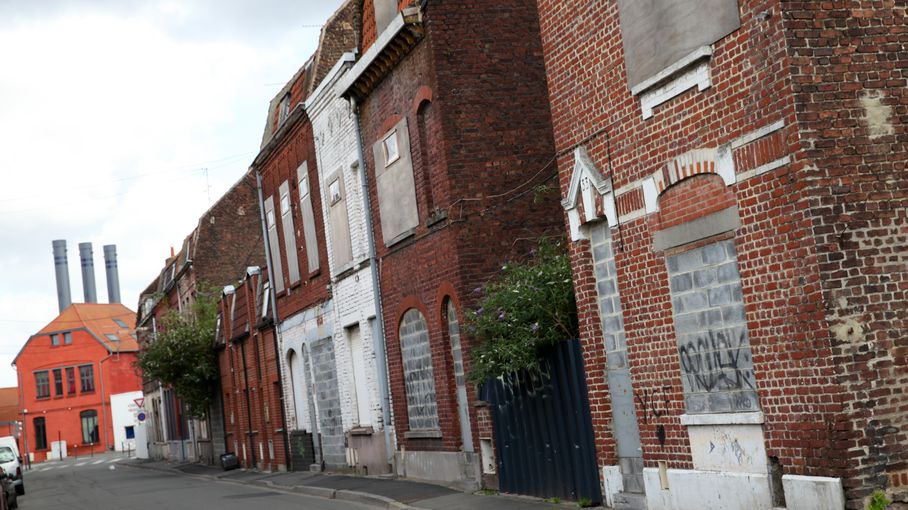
[0,438,23,496]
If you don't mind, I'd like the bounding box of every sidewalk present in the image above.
[124,459,568,509]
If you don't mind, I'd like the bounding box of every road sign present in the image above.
[134,398,145,409]
[136,412,146,423]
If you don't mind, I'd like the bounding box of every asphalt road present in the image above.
[24,454,373,510]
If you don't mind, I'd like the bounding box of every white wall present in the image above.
[307,54,386,438]
[110,390,144,452]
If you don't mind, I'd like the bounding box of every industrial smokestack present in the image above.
[78,242,98,303]
[103,244,121,304]
[52,240,72,313]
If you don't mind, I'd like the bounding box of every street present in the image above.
[24,453,373,510]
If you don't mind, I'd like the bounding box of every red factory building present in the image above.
[13,240,142,462]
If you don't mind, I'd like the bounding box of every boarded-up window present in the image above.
[373,0,397,36]
[373,118,418,245]
[617,0,740,89]
[279,181,301,284]
[264,196,285,293]
[327,170,353,269]
[399,309,439,432]
[297,162,320,273]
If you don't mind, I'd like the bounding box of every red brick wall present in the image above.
[217,273,287,471]
[356,0,561,455]
[536,0,859,494]
[258,114,331,319]
[782,2,908,505]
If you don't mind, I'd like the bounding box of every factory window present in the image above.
[79,364,95,393]
[35,371,50,399]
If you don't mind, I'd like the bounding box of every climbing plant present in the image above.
[466,238,578,384]
[136,288,219,418]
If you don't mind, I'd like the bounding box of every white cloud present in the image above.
[0,1,338,387]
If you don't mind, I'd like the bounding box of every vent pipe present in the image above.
[103,244,121,304]
[78,242,98,303]
[52,240,72,312]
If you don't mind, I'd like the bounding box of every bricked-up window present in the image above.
[373,118,418,245]
[399,309,440,433]
[79,364,95,393]
[81,409,99,444]
[445,299,473,451]
[66,367,76,395]
[297,163,320,273]
[616,0,740,89]
[53,368,63,397]
[279,180,301,285]
[35,370,50,399]
[34,417,47,450]
[666,240,759,414]
[327,170,353,270]
[264,196,285,293]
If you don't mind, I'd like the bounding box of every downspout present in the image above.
[98,351,114,451]
[255,170,293,470]
[351,100,393,466]
[239,340,256,468]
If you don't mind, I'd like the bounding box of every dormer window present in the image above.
[278,93,291,125]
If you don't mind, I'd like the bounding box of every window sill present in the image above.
[631,45,713,120]
[680,412,764,426]
[405,429,442,439]
[384,228,416,249]
[350,426,374,436]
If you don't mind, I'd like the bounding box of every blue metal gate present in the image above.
[480,339,601,504]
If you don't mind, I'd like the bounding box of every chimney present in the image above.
[103,244,121,304]
[52,240,72,312]
[78,242,98,303]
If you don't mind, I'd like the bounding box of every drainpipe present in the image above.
[351,100,393,466]
[255,170,293,470]
[98,352,114,451]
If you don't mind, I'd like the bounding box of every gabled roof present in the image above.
[14,303,139,365]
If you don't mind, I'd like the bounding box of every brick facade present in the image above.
[343,0,562,490]
[538,0,906,508]
[217,270,286,471]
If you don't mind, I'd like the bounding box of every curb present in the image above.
[122,461,412,509]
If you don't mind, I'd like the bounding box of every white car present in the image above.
[0,448,22,497]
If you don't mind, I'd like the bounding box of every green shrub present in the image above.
[466,238,578,384]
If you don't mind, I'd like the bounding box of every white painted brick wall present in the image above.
[308,60,386,435]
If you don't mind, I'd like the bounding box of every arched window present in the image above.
[399,309,439,432]
[80,410,99,444]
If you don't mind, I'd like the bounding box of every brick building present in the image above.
[136,173,263,464]
[216,268,286,470]
[337,0,563,490]
[536,1,907,509]
[305,24,393,475]
[14,303,141,462]
[251,4,360,471]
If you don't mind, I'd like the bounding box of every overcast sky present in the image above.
[0,0,343,387]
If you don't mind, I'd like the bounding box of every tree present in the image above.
[466,238,579,384]
[137,289,219,418]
